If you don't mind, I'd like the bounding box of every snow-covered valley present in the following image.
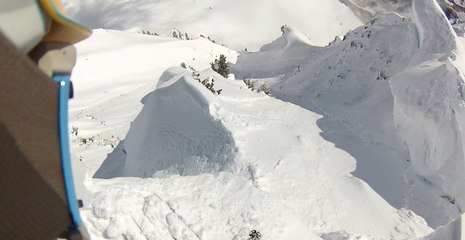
[64,0,465,239]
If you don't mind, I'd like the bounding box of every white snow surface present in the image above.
[70,30,433,240]
[122,68,238,177]
[67,0,465,239]
[422,212,465,240]
[338,0,413,22]
[390,0,465,228]
[235,0,465,231]
[77,64,433,239]
[61,0,362,51]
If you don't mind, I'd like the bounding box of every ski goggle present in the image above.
[40,0,91,44]
[0,0,91,53]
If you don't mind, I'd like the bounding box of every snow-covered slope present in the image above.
[66,0,465,239]
[69,29,237,174]
[62,0,362,51]
[79,61,432,239]
[69,28,435,240]
[235,0,465,229]
[390,0,465,226]
[422,212,465,239]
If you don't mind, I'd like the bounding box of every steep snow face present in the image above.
[235,0,464,228]
[237,14,419,148]
[120,68,238,177]
[62,0,362,50]
[341,0,465,37]
[421,212,465,240]
[390,0,465,221]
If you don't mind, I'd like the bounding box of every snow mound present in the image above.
[120,67,237,177]
[233,26,322,78]
[156,67,192,89]
[260,26,316,51]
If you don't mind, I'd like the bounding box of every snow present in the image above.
[63,0,465,239]
[62,0,362,51]
[339,0,413,23]
[236,0,465,230]
[422,213,465,239]
[69,29,237,175]
[233,26,321,78]
[69,28,434,238]
[236,10,421,213]
[79,66,432,239]
[390,0,465,227]
[121,68,238,177]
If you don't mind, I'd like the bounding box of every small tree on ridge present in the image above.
[211,54,230,78]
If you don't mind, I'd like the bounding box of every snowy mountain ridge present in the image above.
[235,0,465,228]
[62,0,362,51]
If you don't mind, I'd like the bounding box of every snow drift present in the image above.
[233,27,321,78]
[118,67,237,177]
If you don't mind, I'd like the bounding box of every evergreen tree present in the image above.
[211,54,230,78]
[248,230,261,240]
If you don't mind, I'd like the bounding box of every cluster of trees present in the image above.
[211,55,270,95]
[243,79,270,95]
[171,28,190,40]
[187,65,223,95]
[183,54,272,96]
[140,30,158,36]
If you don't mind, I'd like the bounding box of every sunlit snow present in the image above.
[64,0,465,239]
